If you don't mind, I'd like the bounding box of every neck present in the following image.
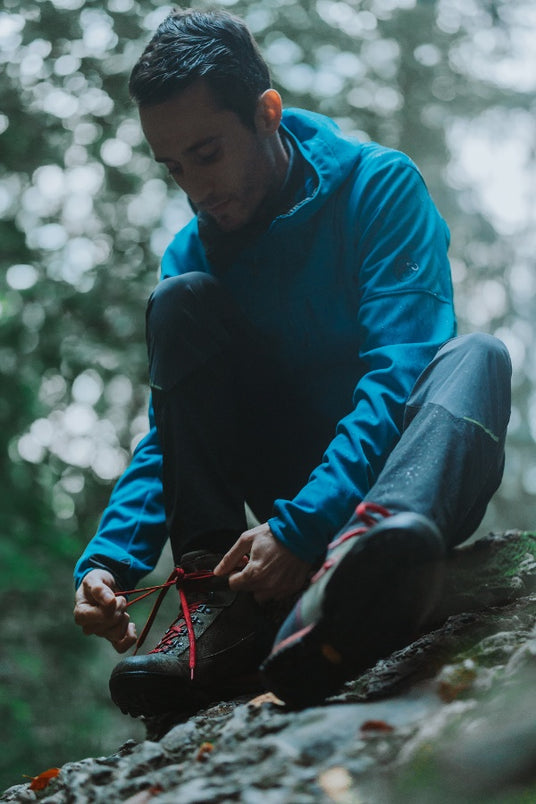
[254,131,290,220]
[271,130,290,189]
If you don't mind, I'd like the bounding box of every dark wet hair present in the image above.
[129,8,271,129]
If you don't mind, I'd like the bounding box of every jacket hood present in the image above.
[280,108,363,217]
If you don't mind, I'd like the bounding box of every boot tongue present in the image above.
[178,551,223,573]
[175,552,236,610]
[177,552,232,596]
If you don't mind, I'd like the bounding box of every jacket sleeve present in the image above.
[73,401,168,590]
[268,156,456,563]
[72,225,201,591]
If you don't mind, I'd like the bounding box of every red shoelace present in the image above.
[310,501,392,583]
[115,566,215,680]
[113,506,391,676]
[328,501,392,549]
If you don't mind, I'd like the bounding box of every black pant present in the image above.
[146,272,511,562]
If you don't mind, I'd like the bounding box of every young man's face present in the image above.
[139,80,282,232]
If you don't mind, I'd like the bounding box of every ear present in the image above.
[255,89,283,136]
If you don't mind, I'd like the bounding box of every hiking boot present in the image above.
[109,551,279,718]
[260,503,445,708]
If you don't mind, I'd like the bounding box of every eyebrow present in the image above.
[155,136,219,164]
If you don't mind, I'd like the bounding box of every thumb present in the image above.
[99,583,117,604]
[88,574,118,606]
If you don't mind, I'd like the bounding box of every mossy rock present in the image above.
[436,530,536,621]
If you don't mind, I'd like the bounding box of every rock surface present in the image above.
[3,531,536,803]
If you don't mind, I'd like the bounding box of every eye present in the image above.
[195,144,221,165]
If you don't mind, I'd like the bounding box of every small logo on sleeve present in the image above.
[394,257,420,281]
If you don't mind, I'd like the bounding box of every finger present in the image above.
[74,596,116,623]
[114,594,127,613]
[75,568,115,600]
[74,601,101,627]
[112,621,138,653]
[89,580,118,608]
[113,634,137,653]
[227,559,263,593]
[229,564,298,600]
[85,611,131,640]
[213,534,253,575]
[75,598,124,629]
[104,614,133,644]
[227,569,249,591]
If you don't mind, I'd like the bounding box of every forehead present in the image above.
[138,80,242,158]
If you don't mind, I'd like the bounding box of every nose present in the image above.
[175,166,214,208]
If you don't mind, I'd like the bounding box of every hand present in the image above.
[73,569,137,653]
[213,523,311,603]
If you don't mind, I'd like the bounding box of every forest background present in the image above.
[1,0,535,792]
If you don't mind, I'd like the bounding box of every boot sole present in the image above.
[109,669,263,718]
[260,512,444,707]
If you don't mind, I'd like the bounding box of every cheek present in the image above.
[200,160,235,198]
[224,146,260,194]
[218,143,269,206]
[223,156,248,191]
[236,160,267,204]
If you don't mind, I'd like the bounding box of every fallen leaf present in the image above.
[24,768,61,791]
[318,766,353,802]
[360,719,394,733]
[195,741,214,761]
[247,692,285,708]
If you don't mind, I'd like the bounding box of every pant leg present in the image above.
[363,333,511,547]
[146,273,250,561]
[146,272,330,561]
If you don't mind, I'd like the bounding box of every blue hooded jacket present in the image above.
[74,108,456,589]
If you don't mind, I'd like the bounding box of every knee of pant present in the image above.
[146,272,223,337]
[446,333,512,423]
[452,332,512,381]
[412,333,512,425]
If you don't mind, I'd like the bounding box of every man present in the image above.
[74,8,511,714]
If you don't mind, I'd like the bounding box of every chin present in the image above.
[215,214,250,233]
